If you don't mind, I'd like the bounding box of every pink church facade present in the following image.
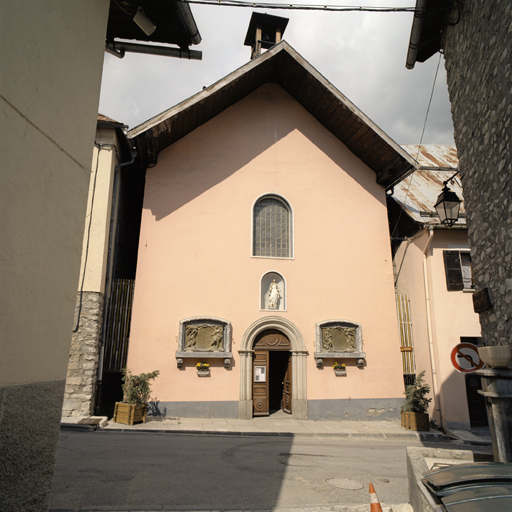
[126,43,416,420]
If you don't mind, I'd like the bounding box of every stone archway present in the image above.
[238,316,307,419]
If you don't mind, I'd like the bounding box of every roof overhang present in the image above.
[129,41,416,189]
[97,113,126,130]
[107,0,201,49]
[392,145,466,228]
[406,0,456,69]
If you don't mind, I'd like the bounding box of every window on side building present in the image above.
[252,195,292,258]
[443,250,474,291]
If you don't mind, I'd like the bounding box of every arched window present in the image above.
[253,195,292,258]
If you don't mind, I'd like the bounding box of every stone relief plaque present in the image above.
[184,324,224,352]
[322,326,357,353]
[315,319,365,369]
[176,317,232,368]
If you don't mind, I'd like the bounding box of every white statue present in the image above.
[268,279,280,308]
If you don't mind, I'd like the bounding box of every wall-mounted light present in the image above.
[133,6,156,36]
[435,183,461,227]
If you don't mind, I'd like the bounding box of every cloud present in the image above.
[99,1,454,144]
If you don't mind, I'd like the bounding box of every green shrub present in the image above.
[401,370,432,413]
[121,369,160,406]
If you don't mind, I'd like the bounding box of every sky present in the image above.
[99,0,454,145]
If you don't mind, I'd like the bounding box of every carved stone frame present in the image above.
[238,316,308,420]
[176,317,232,368]
[314,319,365,369]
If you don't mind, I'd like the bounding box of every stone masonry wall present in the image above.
[443,0,512,346]
[62,292,104,417]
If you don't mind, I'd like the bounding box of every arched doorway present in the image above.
[238,316,307,419]
[253,330,291,416]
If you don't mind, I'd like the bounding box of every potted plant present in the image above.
[333,362,346,376]
[196,361,210,377]
[113,369,160,425]
[401,371,432,431]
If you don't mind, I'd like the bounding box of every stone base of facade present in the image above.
[62,291,104,417]
[307,398,403,421]
[152,398,401,421]
[151,400,239,419]
[445,421,471,431]
[291,399,308,420]
[0,380,65,512]
[238,399,253,420]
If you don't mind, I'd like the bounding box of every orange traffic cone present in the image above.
[369,483,383,512]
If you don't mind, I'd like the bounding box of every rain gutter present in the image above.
[406,0,429,69]
[176,0,202,46]
[106,41,202,60]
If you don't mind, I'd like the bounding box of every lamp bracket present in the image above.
[443,169,460,186]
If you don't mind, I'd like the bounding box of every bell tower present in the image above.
[244,12,289,59]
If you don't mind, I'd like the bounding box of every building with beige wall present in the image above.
[0,2,110,510]
[125,42,417,420]
[1,2,202,509]
[64,116,129,418]
[390,145,484,432]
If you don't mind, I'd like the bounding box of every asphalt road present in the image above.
[49,430,476,511]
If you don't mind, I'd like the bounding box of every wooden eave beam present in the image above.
[130,42,415,183]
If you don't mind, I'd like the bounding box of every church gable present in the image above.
[143,83,385,231]
[128,42,415,189]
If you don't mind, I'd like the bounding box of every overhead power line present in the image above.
[183,1,419,13]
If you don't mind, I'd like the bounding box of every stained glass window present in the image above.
[253,196,291,258]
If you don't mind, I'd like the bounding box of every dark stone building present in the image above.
[406,0,512,461]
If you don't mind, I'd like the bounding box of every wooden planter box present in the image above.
[113,402,147,426]
[402,411,429,431]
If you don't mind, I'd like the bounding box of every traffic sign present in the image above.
[451,343,484,373]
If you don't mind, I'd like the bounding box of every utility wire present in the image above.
[389,52,443,240]
[416,52,442,156]
[184,1,419,13]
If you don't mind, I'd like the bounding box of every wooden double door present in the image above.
[253,330,292,416]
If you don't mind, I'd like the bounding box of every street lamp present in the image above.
[434,173,462,227]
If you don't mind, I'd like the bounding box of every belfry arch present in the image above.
[238,316,308,419]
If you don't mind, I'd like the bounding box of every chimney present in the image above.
[244,12,289,59]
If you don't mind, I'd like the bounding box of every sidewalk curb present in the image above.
[59,417,490,446]
[60,423,98,432]
[90,426,458,443]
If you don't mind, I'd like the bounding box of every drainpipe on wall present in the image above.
[422,226,444,428]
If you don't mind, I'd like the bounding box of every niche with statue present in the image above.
[260,272,286,311]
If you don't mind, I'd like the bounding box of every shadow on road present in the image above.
[50,430,294,511]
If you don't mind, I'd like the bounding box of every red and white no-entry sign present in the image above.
[451,343,484,373]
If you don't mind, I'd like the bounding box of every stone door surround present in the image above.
[238,316,307,419]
